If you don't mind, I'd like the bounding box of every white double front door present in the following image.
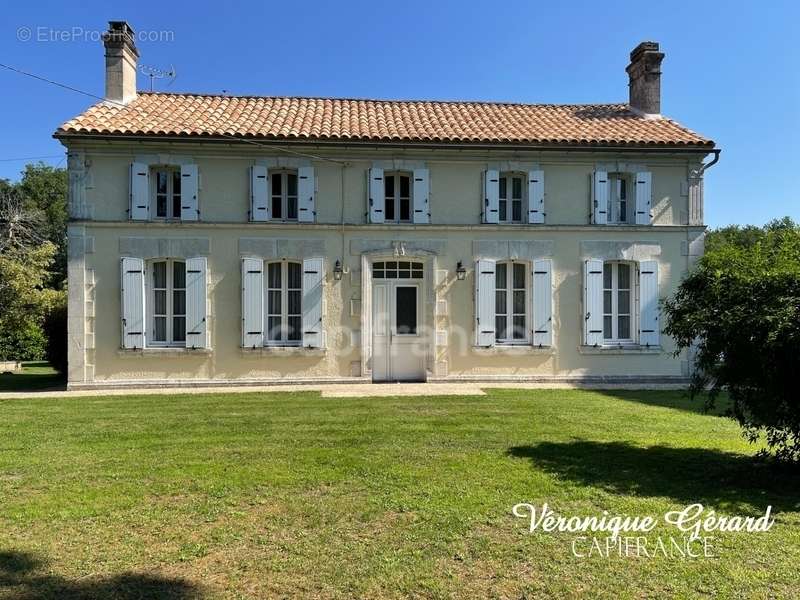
[371,262,426,382]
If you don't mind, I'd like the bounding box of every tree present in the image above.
[663,218,800,461]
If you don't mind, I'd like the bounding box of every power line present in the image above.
[0,155,64,163]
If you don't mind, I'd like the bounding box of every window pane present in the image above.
[399,197,410,221]
[271,195,282,219]
[603,290,612,314]
[173,316,186,342]
[513,290,525,314]
[157,195,167,217]
[288,290,301,315]
[499,200,507,222]
[618,315,630,339]
[496,263,507,289]
[173,290,186,316]
[268,263,281,289]
[619,178,627,200]
[267,316,282,341]
[495,290,507,314]
[156,171,168,194]
[513,263,525,288]
[287,196,297,220]
[271,173,282,195]
[603,315,612,339]
[395,287,417,334]
[495,316,507,341]
[618,291,630,314]
[399,175,410,198]
[287,173,297,196]
[385,197,395,221]
[603,263,612,289]
[287,262,301,289]
[411,264,423,279]
[373,269,384,279]
[618,263,630,289]
[499,177,507,199]
[512,200,522,222]
[154,316,166,341]
[173,262,185,289]
[153,262,167,288]
[513,315,525,339]
[384,175,394,198]
[267,291,281,314]
[154,290,166,315]
[512,177,522,199]
[288,316,301,341]
[385,262,397,278]
[172,170,181,195]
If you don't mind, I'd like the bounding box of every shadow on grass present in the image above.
[596,389,731,416]
[0,550,203,599]
[0,362,65,393]
[508,441,800,513]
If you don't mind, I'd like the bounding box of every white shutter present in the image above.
[302,257,324,348]
[483,169,499,224]
[185,257,208,349]
[639,260,660,347]
[412,168,430,224]
[475,259,496,346]
[250,165,269,222]
[532,259,552,347]
[592,170,608,225]
[584,258,604,346]
[241,258,263,348]
[634,171,652,225]
[121,257,145,349]
[180,163,199,221]
[368,168,385,223]
[129,162,149,221]
[298,166,315,223]
[527,169,545,224]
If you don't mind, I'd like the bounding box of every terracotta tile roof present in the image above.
[55,92,713,148]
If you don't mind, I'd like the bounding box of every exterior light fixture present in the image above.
[333,259,344,281]
[456,261,466,281]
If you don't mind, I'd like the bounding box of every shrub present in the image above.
[43,295,68,375]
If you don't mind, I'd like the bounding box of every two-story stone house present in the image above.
[57,22,717,389]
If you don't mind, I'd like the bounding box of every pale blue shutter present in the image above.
[592,170,608,225]
[527,170,545,224]
[298,166,315,223]
[368,168,385,223]
[483,170,499,224]
[250,165,269,222]
[302,257,324,348]
[634,171,652,225]
[639,260,660,347]
[584,258,604,346]
[532,259,552,347]
[121,257,145,349]
[180,164,199,221]
[185,257,207,349]
[129,162,149,221]
[241,258,263,348]
[412,168,430,224]
[475,259,496,346]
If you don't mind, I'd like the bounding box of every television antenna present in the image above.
[139,64,177,91]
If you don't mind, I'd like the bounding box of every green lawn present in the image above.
[0,389,798,599]
[0,362,64,392]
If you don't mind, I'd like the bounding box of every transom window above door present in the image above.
[499,172,525,223]
[153,168,182,219]
[384,172,412,223]
[372,261,423,279]
[270,170,299,221]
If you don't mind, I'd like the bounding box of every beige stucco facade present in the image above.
[64,141,708,389]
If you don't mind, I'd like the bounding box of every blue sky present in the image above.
[1,0,797,228]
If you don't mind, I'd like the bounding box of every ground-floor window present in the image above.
[603,261,634,343]
[149,259,186,346]
[495,261,528,343]
[266,260,302,345]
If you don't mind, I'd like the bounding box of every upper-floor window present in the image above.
[271,170,298,221]
[603,261,633,343]
[384,172,412,223]
[153,168,182,219]
[149,259,186,346]
[499,172,525,223]
[266,260,302,346]
[495,261,528,344]
[608,173,632,224]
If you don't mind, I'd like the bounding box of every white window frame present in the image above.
[602,261,637,345]
[265,260,303,347]
[495,260,529,344]
[269,169,299,222]
[607,172,633,224]
[151,166,182,220]
[498,172,527,224]
[384,171,413,224]
[147,258,186,347]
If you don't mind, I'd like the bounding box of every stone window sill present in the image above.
[472,345,555,355]
[578,345,662,355]
[116,347,213,357]
[239,346,327,357]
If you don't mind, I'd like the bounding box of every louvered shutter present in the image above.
[250,165,269,222]
[185,257,208,349]
[121,257,145,349]
[298,166,315,223]
[475,259,496,346]
[584,258,604,346]
[302,257,324,348]
[129,162,149,221]
[634,171,652,225]
[368,168,385,223]
[527,169,545,224]
[639,260,660,347]
[592,170,608,225]
[483,169,499,224]
[241,258,263,348]
[532,259,552,347]
[180,164,199,221]
[412,168,430,224]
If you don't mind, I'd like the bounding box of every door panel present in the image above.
[372,280,426,382]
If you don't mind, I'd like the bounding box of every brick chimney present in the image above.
[626,41,664,117]
[103,21,138,104]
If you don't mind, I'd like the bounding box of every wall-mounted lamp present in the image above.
[333,259,344,281]
[456,260,466,281]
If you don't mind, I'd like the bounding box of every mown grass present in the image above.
[0,389,798,599]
